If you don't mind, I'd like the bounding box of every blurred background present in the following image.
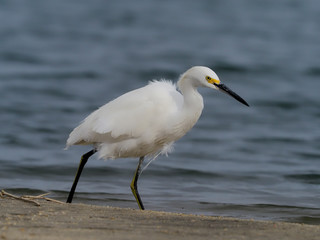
[0,0,319,224]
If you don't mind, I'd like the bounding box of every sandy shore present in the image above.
[1,197,320,240]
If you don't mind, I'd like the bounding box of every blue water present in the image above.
[1,0,320,224]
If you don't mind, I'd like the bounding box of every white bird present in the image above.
[66,66,249,209]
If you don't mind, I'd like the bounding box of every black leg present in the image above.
[66,149,96,203]
[130,156,145,210]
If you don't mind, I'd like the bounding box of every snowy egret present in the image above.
[66,66,249,209]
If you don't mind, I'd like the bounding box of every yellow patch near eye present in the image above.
[206,76,220,84]
[213,79,220,84]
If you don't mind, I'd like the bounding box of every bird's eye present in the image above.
[206,76,214,83]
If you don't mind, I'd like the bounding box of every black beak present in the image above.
[214,83,249,107]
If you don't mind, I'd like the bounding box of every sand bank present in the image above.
[1,197,319,240]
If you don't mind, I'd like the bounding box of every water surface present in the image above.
[1,0,320,224]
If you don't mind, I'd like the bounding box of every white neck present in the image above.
[178,76,204,111]
[175,76,204,134]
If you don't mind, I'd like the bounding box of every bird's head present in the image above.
[180,66,249,107]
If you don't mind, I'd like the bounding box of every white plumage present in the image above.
[67,66,250,159]
[65,66,249,209]
[67,80,184,159]
[67,80,203,159]
[67,67,218,159]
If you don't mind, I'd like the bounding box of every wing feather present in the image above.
[66,80,182,147]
